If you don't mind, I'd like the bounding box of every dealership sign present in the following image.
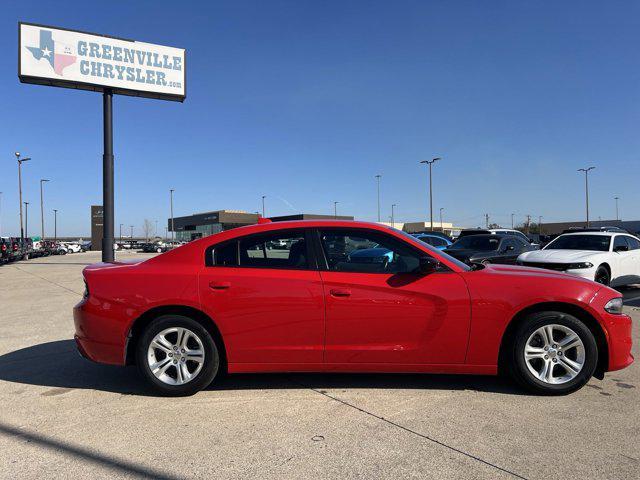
[19,22,185,101]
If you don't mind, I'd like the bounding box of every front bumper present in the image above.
[600,310,634,372]
[563,267,597,281]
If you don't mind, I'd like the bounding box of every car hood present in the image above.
[518,249,607,263]
[444,249,494,261]
[480,263,597,285]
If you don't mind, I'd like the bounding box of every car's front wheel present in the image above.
[594,266,610,286]
[136,315,220,396]
[509,311,598,395]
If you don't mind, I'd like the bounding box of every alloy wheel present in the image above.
[147,327,205,385]
[523,324,585,384]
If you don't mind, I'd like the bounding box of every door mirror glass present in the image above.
[418,256,439,274]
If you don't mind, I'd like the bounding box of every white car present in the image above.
[61,242,82,254]
[517,231,640,286]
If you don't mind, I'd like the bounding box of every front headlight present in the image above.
[567,262,593,269]
[604,297,624,314]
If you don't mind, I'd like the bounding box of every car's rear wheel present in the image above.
[136,315,219,396]
[509,311,597,395]
[594,266,610,286]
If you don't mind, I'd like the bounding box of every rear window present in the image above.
[209,230,310,270]
[449,236,500,251]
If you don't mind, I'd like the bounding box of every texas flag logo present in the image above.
[27,29,76,76]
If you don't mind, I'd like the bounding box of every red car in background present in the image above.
[74,220,633,396]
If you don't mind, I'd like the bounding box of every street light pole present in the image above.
[40,179,50,240]
[53,209,58,241]
[15,153,31,242]
[170,189,175,242]
[334,201,339,219]
[130,225,134,239]
[614,196,620,221]
[375,175,382,222]
[420,157,441,231]
[538,215,543,235]
[391,204,397,228]
[511,213,515,229]
[24,202,29,239]
[439,207,444,231]
[261,195,266,217]
[578,167,595,227]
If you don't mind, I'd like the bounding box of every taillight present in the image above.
[13,244,18,251]
[1,244,6,252]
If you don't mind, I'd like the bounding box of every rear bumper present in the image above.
[73,298,127,366]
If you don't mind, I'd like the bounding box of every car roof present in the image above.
[458,233,506,239]
[557,231,617,237]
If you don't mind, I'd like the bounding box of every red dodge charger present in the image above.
[74,220,633,396]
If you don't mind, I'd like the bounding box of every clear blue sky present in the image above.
[1,1,639,236]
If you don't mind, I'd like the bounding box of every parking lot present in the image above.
[0,251,638,479]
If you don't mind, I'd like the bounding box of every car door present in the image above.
[624,236,640,283]
[316,228,471,366]
[198,229,325,366]
[491,238,516,264]
[611,235,633,283]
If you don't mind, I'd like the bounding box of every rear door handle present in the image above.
[330,288,351,298]
[209,281,231,290]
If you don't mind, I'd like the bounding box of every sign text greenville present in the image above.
[19,22,186,101]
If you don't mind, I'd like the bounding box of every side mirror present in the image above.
[418,256,439,274]
[614,245,629,252]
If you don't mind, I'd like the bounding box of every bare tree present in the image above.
[143,219,154,242]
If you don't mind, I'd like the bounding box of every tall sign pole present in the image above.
[102,90,115,262]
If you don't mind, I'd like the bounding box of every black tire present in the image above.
[136,315,219,396]
[508,311,598,395]
[594,266,610,286]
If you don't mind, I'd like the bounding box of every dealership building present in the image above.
[168,210,354,241]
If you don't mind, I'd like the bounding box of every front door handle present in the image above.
[209,281,231,290]
[330,288,351,298]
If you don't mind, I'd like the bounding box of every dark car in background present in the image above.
[141,242,171,253]
[444,234,535,265]
[0,238,10,264]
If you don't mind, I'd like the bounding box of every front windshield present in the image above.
[544,234,610,252]
[448,236,500,251]
[392,228,470,271]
